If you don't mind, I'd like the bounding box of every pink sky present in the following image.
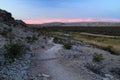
[24,18,120,24]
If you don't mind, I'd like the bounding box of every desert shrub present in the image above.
[0,27,12,37]
[0,30,15,41]
[93,53,104,62]
[4,41,25,63]
[63,43,72,49]
[53,37,59,43]
[26,35,38,43]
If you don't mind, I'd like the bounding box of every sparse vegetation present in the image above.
[69,33,120,55]
[4,41,25,63]
[42,30,120,55]
[33,26,120,36]
[40,30,120,55]
[7,33,15,41]
[32,26,120,55]
[26,35,38,43]
[0,28,15,41]
[53,37,59,43]
[93,53,104,62]
[63,43,72,49]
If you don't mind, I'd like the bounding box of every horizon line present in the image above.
[23,18,120,24]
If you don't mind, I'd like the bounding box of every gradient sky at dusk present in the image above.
[0,0,120,24]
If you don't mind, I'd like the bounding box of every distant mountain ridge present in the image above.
[1,9,119,27]
[39,22,120,27]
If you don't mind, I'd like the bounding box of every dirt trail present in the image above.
[80,32,120,38]
[40,44,84,80]
[28,42,85,80]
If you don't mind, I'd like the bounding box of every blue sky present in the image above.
[0,0,120,24]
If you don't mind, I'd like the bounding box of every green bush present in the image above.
[93,53,104,62]
[53,37,59,43]
[4,41,25,63]
[63,43,72,49]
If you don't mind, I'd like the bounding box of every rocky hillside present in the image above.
[0,9,53,80]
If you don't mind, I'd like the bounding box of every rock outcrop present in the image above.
[0,9,26,27]
[0,9,14,22]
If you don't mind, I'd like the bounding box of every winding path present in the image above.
[40,44,84,80]
[28,41,85,80]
